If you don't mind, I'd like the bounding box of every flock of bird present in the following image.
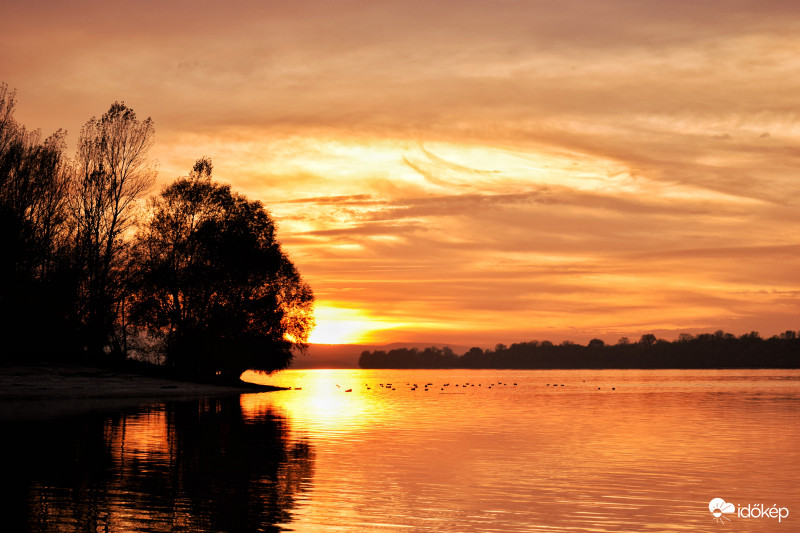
[377,381,517,391]
[321,381,616,392]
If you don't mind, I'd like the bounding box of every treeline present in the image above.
[0,83,313,377]
[359,331,800,369]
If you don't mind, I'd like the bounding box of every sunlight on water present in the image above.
[242,369,800,532]
[241,369,386,435]
[4,369,799,532]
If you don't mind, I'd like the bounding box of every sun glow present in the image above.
[308,305,399,344]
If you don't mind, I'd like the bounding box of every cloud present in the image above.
[281,194,377,205]
[3,0,800,343]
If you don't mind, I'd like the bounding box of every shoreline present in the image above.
[0,362,285,420]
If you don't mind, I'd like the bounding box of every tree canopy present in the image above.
[0,83,74,357]
[1,83,314,379]
[130,158,314,377]
[72,101,156,355]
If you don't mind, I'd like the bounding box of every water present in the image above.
[3,369,799,532]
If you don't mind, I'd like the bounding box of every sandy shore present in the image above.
[0,362,284,420]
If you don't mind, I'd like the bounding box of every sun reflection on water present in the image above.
[242,369,387,436]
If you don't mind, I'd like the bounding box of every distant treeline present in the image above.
[359,331,800,369]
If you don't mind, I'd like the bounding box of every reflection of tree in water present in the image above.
[1,397,314,532]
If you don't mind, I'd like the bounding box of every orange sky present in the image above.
[3,1,799,346]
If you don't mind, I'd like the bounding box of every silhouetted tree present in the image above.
[638,333,657,346]
[71,101,156,357]
[0,83,75,359]
[587,338,605,350]
[129,158,314,378]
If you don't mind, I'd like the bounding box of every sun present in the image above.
[308,320,367,344]
[308,305,386,344]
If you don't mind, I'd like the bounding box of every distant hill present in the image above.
[290,342,470,369]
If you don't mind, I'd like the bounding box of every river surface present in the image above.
[4,369,799,532]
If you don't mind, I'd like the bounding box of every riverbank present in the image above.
[0,362,285,420]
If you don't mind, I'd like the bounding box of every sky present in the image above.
[3,0,800,346]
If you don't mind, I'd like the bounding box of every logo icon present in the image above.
[709,498,735,524]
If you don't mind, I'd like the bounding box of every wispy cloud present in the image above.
[3,0,799,343]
